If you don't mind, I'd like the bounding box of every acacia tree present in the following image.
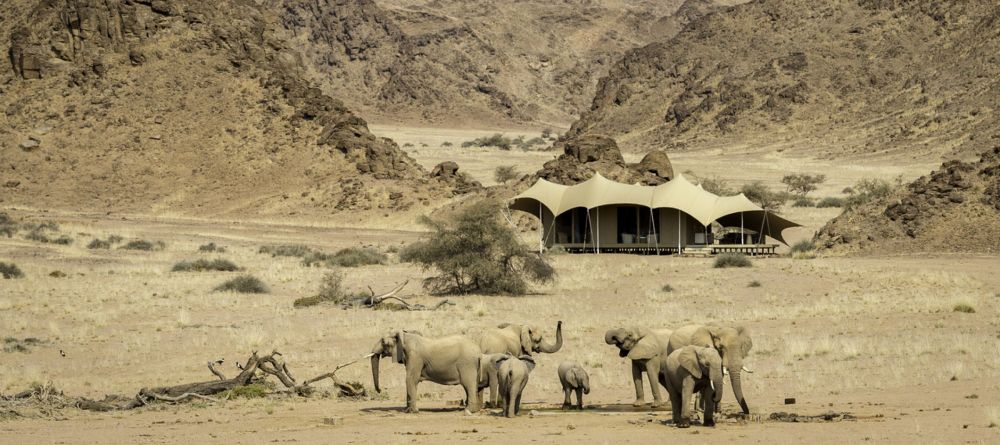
[401,201,554,295]
[781,174,826,197]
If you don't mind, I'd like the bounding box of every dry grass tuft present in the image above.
[213,275,269,294]
[171,258,240,272]
[0,262,24,279]
[714,253,752,268]
[120,239,165,251]
[952,303,976,313]
[198,242,226,253]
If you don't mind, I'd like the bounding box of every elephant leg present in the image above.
[404,366,420,413]
[514,384,524,416]
[678,378,694,427]
[702,387,716,427]
[505,386,516,418]
[631,361,645,406]
[575,388,584,410]
[461,370,480,413]
[645,358,664,408]
[670,392,682,426]
[562,388,571,409]
[489,373,500,408]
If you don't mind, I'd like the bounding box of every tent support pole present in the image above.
[677,209,682,255]
[650,208,659,256]
[596,207,600,255]
[538,203,543,254]
[740,212,744,246]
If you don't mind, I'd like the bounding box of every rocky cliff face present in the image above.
[563,0,999,159]
[817,146,1000,253]
[0,0,472,216]
[270,0,740,126]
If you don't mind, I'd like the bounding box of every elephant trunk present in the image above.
[371,353,382,393]
[710,366,725,404]
[538,321,563,353]
[730,368,749,414]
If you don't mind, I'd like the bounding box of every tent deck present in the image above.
[554,243,778,256]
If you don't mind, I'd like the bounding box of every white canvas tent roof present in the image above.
[510,173,800,244]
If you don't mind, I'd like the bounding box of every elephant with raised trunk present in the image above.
[479,321,562,406]
[658,345,725,427]
[667,324,753,414]
[370,331,482,413]
[557,361,590,410]
[497,355,536,418]
[604,327,673,408]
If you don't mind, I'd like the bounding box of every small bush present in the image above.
[790,240,815,253]
[845,178,894,210]
[222,383,273,399]
[461,133,513,150]
[815,197,844,208]
[0,213,15,238]
[441,141,453,147]
[302,247,387,268]
[214,275,269,294]
[748,280,761,288]
[259,244,312,258]
[49,270,67,278]
[740,181,788,212]
[172,258,240,272]
[661,284,674,292]
[792,197,815,207]
[294,270,347,308]
[1,262,24,279]
[494,165,519,184]
[107,235,124,244]
[713,253,752,268]
[120,239,164,251]
[25,228,72,245]
[87,239,111,249]
[198,242,226,253]
[953,303,976,314]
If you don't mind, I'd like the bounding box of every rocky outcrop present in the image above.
[816,147,1000,253]
[430,161,481,195]
[536,135,672,185]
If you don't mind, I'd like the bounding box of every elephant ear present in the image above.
[393,331,406,364]
[678,347,703,379]
[627,334,662,360]
[520,355,536,372]
[520,326,533,355]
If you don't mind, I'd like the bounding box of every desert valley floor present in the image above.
[2,128,998,444]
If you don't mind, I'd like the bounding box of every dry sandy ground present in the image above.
[2,131,998,444]
[1,209,998,444]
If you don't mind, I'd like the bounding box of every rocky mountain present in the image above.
[270,0,743,126]
[562,0,1000,160]
[817,146,1000,254]
[0,0,476,217]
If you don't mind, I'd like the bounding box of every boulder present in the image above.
[635,150,674,180]
[430,161,460,178]
[563,134,623,163]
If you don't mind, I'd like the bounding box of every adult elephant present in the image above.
[479,321,562,406]
[604,327,673,407]
[667,324,753,414]
[370,330,482,413]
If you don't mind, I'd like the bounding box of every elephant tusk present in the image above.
[741,366,754,374]
[710,380,715,391]
[364,353,376,358]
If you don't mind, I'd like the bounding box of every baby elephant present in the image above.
[557,362,590,410]
[658,345,724,428]
[497,355,536,417]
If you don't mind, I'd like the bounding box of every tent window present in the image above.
[554,208,590,244]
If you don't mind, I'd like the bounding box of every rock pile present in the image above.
[536,135,673,185]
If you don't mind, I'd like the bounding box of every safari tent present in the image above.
[509,173,800,255]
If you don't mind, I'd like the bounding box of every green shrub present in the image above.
[461,134,513,150]
[294,269,350,308]
[1,262,24,279]
[400,200,555,295]
[214,275,268,293]
[494,165,519,184]
[302,247,386,268]
[815,197,845,208]
[172,258,240,272]
[120,239,164,251]
[845,178,894,210]
[792,197,815,207]
[790,240,815,253]
[953,303,976,314]
[87,239,112,249]
[198,242,226,253]
[258,244,312,258]
[713,253,752,268]
[222,383,273,399]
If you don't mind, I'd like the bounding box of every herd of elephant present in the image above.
[369,321,753,427]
